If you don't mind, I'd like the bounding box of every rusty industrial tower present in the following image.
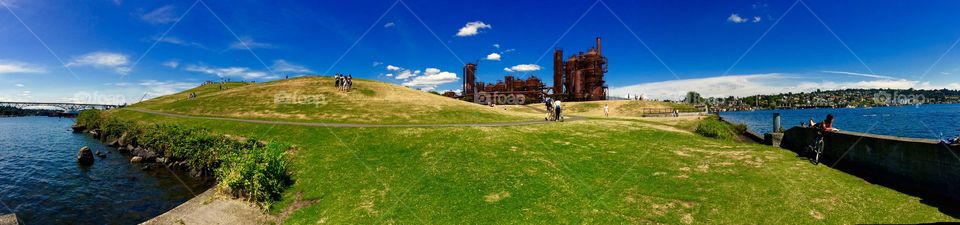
[460,37,607,103]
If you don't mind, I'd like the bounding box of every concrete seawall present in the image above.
[780,126,960,200]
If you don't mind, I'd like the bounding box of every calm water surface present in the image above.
[0,116,210,224]
[719,104,960,139]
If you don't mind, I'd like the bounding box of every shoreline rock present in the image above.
[77,146,94,165]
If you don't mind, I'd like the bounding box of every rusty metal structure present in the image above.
[554,37,608,101]
[460,37,607,104]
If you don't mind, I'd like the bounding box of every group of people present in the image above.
[544,97,563,122]
[335,73,353,92]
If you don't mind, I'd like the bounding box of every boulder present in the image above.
[131,148,156,163]
[118,132,133,147]
[119,144,133,153]
[77,146,94,165]
[89,129,101,138]
[130,156,143,163]
[156,157,167,164]
[106,139,120,148]
[71,124,85,133]
[95,151,106,158]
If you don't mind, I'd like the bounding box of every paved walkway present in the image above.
[126,108,579,128]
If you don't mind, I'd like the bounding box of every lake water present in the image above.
[719,104,960,140]
[0,116,210,224]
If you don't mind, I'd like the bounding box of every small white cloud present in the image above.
[372,61,383,67]
[153,36,206,49]
[504,64,540,73]
[456,21,492,37]
[184,64,268,79]
[385,73,393,77]
[504,48,516,53]
[728,13,747,23]
[163,60,179,68]
[14,83,24,87]
[402,68,459,90]
[230,37,273,50]
[395,69,420,79]
[386,65,402,71]
[821,70,897,80]
[493,43,500,49]
[384,22,395,28]
[752,16,762,23]
[140,5,177,24]
[271,59,312,73]
[485,53,501,61]
[0,60,46,74]
[66,52,131,75]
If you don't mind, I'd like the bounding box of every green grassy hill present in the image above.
[131,76,538,124]
[104,76,958,224]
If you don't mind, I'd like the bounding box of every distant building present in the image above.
[459,37,608,104]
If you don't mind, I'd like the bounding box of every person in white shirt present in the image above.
[603,104,609,117]
[553,100,562,121]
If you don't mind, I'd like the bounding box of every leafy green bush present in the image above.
[695,116,745,140]
[75,110,291,203]
[218,142,291,203]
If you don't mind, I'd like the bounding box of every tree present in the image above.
[684,91,704,105]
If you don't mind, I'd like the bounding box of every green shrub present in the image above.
[695,116,745,140]
[75,110,291,204]
[218,142,291,203]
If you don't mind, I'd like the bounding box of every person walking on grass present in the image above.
[553,99,562,122]
[603,104,609,117]
[544,97,553,121]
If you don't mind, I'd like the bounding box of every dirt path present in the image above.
[126,108,581,127]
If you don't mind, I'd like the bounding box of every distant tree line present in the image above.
[0,106,62,116]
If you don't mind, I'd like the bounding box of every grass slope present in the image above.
[108,109,957,224]
[131,76,538,124]
[554,100,698,118]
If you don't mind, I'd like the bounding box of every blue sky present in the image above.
[2,0,960,104]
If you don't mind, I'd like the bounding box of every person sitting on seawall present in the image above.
[941,133,960,145]
[814,114,839,132]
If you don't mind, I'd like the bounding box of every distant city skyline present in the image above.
[2,0,960,104]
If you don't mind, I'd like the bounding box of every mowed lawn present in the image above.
[109,110,956,224]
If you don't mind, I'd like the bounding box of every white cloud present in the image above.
[372,61,383,67]
[727,14,747,23]
[503,64,540,72]
[821,70,897,80]
[163,60,179,68]
[66,52,131,74]
[752,16,762,23]
[608,73,960,101]
[0,0,17,7]
[14,83,24,87]
[140,5,177,24]
[395,69,420,80]
[456,21,492,37]
[153,36,206,48]
[485,53,502,61]
[271,59,312,73]
[384,22,395,28]
[493,43,500,49]
[386,65,402,71]
[184,64,268,79]
[230,37,273,50]
[0,60,46,74]
[402,68,459,90]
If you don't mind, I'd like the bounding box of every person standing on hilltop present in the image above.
[335,73,341,89]
[346,74,353,92]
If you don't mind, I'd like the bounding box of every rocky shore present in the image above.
[75,126,207,176]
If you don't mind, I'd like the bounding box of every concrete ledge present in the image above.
[781,126,960,200]
[0,214,18,225]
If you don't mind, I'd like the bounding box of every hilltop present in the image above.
[131,76,539,124]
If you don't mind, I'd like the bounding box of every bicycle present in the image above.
[806,131,825,164]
